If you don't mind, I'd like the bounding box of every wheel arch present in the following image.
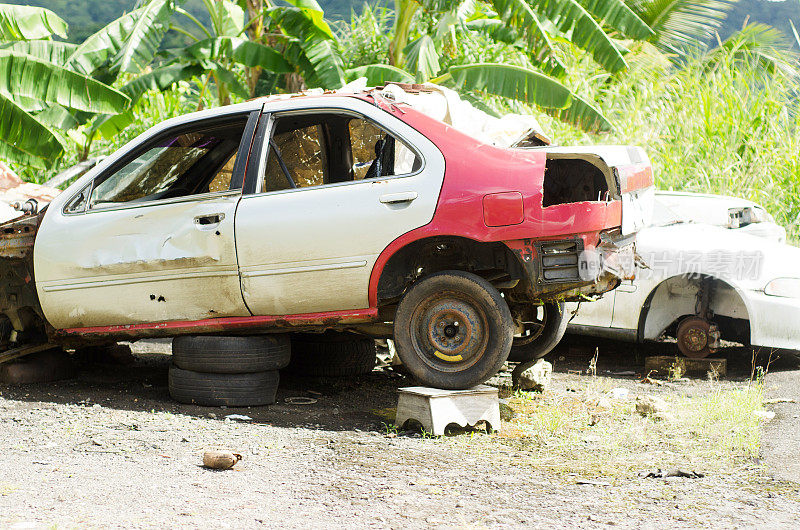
[636,273,754,344]
[372,234,526,307]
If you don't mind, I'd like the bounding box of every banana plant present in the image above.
[156,0,348,106]
[352,0,656,132]
[626,0,736,53]
[0,3,133,169]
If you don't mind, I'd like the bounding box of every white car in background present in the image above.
[567,191,800,358]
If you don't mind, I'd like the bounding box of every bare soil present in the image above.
[1,336,799,528]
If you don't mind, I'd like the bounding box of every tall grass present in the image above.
[537,44,800,242]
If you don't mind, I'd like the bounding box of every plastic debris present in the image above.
[608,388,630,400]
[224,414,252,422]
[753,410,776,421]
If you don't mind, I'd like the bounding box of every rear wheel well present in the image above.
[638,274,750,345]
[376,236,526,306]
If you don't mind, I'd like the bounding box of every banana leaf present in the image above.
[0,51,130,114]
[0,4,67,40]
[449,63,572,109]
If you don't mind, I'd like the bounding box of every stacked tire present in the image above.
[286,331,377,377]
[168,335,291,407]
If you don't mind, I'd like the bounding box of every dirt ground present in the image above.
[1,336,799,528]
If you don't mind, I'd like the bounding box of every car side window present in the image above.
[261,113,421,193]
[87,119,247,210]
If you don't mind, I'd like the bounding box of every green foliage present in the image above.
[268,4,346,88]
[0,2,141,169]
[0,51,130,113]
[628,0,735,51]
[448,63,573,109]
[345,63,415,83]
[0,3,68,40]
[541,42,800,242]
[0,93,64,168]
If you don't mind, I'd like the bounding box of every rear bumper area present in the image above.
[504,230,636,302]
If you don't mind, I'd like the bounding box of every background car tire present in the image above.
[393,270,514,390]
[507,302,569,363]
[172,334,291,374]
[287,332,376,377]
[168,365,279,406]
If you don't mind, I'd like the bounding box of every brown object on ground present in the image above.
[0,348,75,384]
[203,450,242,470]
[644,356,726,378]
[635,396,669,417]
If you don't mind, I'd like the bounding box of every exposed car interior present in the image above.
[542,157,609,207]
[262,112,421,193]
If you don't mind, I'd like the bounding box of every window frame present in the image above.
[246,107,426,197]
[62,111,260,216]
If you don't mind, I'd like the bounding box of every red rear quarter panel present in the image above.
[368,102,623,305]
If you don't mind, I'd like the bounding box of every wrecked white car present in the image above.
[567,190,800,357]
[0,84,655,397]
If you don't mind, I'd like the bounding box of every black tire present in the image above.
[168,365,279,406]
[172,334,290,374]
[287,332,376,377]
[507,302,569,363]
[393,270,514,389]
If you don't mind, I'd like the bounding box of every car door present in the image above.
[34,111,260,329]
[234,99,445,316]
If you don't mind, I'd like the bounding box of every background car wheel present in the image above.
[507,302,569,363]
[168,366,279,406]
[286,332,376,377]
[172,335,291,374]
[676,316,718,359]
[393,270,514,390]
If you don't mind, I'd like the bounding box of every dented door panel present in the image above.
[34,193,247,328]
[235,100,446,316]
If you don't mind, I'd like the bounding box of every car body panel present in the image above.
[235,100,446,315]
[12,90,654,342]
[35,191,247,328]
[568,191,800,351]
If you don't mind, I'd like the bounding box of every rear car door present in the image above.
[234,98,445,315]
[34,111,260,329]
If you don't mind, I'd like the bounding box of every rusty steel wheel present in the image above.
[412,295,489,372]
[676,316,714,359]
[394,271,514,389]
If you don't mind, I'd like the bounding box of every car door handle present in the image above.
[194,213,225,226]
[379,192,418,204]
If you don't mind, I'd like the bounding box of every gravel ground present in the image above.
[1,337,799,528]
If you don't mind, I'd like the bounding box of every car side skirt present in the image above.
[55,308,380,340]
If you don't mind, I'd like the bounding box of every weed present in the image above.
[668,358,685,381]
[380,422,399,436]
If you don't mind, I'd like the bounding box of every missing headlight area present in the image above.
[543,156,609,207]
